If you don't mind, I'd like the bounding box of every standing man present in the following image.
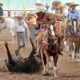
[0,3,3,20]
[15,15,29,50]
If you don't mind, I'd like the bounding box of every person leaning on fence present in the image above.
[15,15,29,49]
[0,3,3,20]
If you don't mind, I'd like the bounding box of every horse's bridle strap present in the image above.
[42,39,57,46]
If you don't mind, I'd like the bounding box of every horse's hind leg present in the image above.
[53,54,58,77]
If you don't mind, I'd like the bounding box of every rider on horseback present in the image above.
[35,11,47,56]
[52,2,64,50]
[34,2,64,56]
[67,2,79,32]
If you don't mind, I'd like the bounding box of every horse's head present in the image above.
[45,23,57,46]
[67,19,78,35]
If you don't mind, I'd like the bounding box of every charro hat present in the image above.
[16,14,23,19]
[36,8,43,13]
[56,4,64,9]
[66,2,79,7]
[27,13,37,19]
[0,3,3,6]
[35,2,44,7]
[52,1,61,9]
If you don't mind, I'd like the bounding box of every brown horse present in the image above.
[34,12,61,77]
[38,23,62,77]
[65,20,80,60]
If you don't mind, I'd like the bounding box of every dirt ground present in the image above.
[0,29,80,80]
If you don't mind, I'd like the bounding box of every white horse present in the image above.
[0,17,16,41]
[0,17,30,44]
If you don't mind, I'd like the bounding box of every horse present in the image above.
[37,23,62,77]
[65,19,80,61]
[34,12,62,77]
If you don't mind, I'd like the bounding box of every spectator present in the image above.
[0,3,3,20]
[27,14,37,48]
[15,15,29,50]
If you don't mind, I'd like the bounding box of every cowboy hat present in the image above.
[66,3,72,6]
[56,4,65,9]
[66,2,79,7]
[0,3,3,6]
[35,3,44,6]
[16,14,23,19]
[36,8,43,13]
[27,13,37,19]
[52,1,61,5]
[45,3,50,7]
[52,1,62,9]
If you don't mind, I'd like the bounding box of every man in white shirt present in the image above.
[15,16,29,49]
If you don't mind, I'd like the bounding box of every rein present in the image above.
[41,24,57,46]
[42,39,57,46]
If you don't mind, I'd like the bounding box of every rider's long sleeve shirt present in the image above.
[68,10,79,20]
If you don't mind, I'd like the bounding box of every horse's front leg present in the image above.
[53,54,58,77]
[42,50,50,74]
[75,42,80,60]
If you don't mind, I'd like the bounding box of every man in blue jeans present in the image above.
[27,14,37,48]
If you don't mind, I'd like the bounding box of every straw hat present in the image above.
[66,2,79,7]
[35,3,44,7]
[27,13,37,19]
[45,3,50,8]
[16,14,23,19]
[36,8,43,13]
[0,3,3,6]
[52,1,61,9]
[56,4,64,9]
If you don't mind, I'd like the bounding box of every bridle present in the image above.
[41,23,57,46]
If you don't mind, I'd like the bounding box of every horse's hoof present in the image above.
[53,69,58,77]
[54,75,58,77]
[42,72,50,76]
